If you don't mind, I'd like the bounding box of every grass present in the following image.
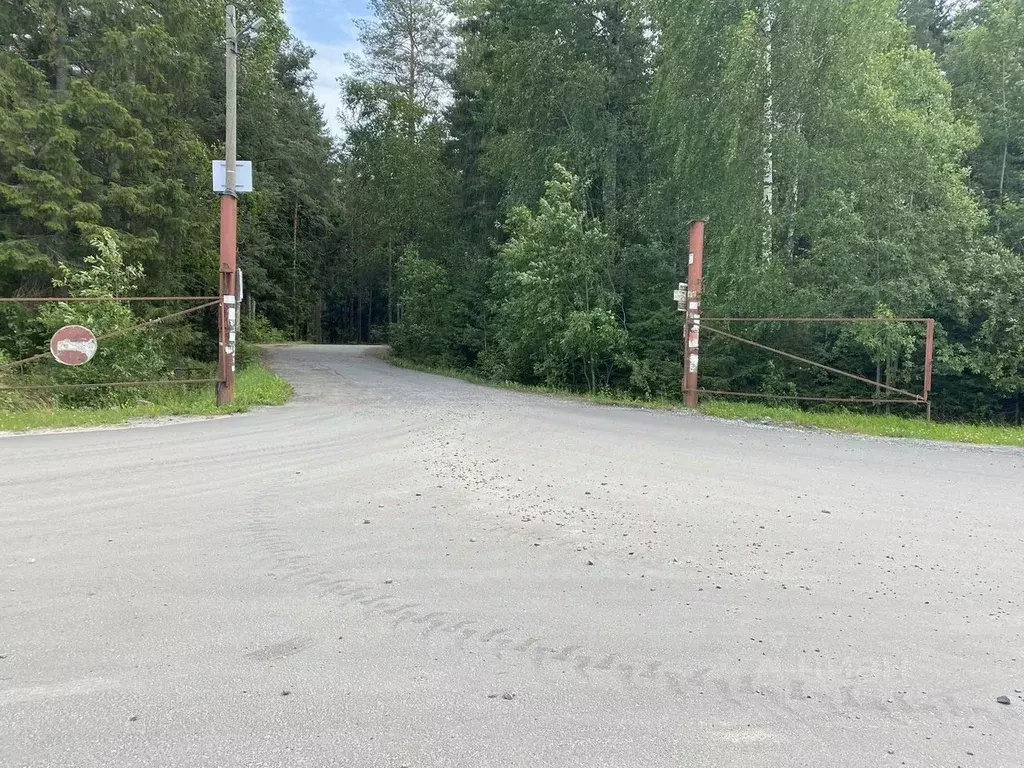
[700,401,1024,447]
[389,355,1024,448]
[388,355,679,409]
[0,363,293,433]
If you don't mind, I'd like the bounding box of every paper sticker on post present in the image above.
[212,160,254,193]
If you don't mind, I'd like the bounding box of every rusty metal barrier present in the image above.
[678,222,937,419]
[0,296,222,392]
[696,318,936,420]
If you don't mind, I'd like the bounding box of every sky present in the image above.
[283,0,370,137]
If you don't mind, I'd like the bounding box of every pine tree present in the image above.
[345,0,453,131]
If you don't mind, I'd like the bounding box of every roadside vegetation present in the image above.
[0,364,292,433]
[700,401,1024,447]
[390,355,1024,448]
[0,234,292,432]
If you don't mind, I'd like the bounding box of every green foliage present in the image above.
[390,249,461,365]
[702,400,1024,445]
[37,230,169,407]
[454,0,651,229]
[1,0,343,389]
[234,37,341,340]
[900,0,956,55]
[0,363,292,432]
[2,0,1023,425]
[947,0,1024,256]
[243,315,290,344]
[347,0,453,119]
[483,167,631,392]
[375,0,1024,420]
[0,348,21,410]
[336,0,457,340]
[849,304,919,391]
[0,33,214,297]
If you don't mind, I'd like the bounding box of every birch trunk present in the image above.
[761,0,776,263]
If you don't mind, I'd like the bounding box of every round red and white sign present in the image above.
[50,325,98,366]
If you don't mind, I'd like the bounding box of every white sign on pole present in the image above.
[212,160,254,193]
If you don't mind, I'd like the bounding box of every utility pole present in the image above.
[217,3,239,406]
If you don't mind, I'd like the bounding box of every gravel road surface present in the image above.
[2,345,1022,767]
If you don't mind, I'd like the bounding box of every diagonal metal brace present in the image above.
[701,324,924,402]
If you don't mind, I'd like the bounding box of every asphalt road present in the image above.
[2,345,1023,767]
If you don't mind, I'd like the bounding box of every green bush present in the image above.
[0,350,17,410]
[243,315,290,343]
[390,248,461,365]
[37,230,170,408]
[235,341,260,370]
[483,167,633,393]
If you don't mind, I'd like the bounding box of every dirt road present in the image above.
[2,345,1022,767]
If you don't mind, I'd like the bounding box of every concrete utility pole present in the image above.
[218,3,239,406]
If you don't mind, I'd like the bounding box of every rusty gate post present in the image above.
[924,318,935,422]
[683,220,706,408]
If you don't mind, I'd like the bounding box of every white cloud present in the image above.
[283,0,367,138]
[307,41,360,138]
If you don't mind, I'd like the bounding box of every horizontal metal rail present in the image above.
[0,299,221,372]
[0,379,218,392]
[698,389,923,405]
[701,316,932,324]
[0,296,221,303]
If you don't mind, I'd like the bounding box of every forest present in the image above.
[1,0,1022,422]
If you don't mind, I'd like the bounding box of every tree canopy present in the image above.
[2,0,1022,421]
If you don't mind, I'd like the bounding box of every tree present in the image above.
[441,0,656,375]
[339,0,456,336]
[390,248,461,364]
[899,0,957,55]
[346,0,453,131]
[38,229,170,407]
[0,51,196,296]
[1,0,345,371]
[453,0,651,231]
[4,0,1022,420]
[947,0,1024,255]
[483,167,630,392]
[234,38,342,340]
[652,0,986,311]
[851,304,919,408]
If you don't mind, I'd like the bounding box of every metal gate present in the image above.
[680,222,936,419]
[0,296,224,396]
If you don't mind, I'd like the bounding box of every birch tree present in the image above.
[948,0,1024,255]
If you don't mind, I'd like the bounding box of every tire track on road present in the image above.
[245,503,993,726]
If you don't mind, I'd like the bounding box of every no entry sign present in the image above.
[50,325,98,366]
